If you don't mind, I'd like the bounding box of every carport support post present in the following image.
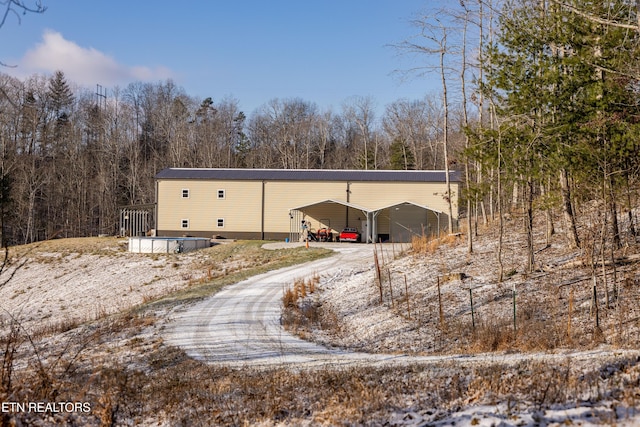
[372,211,380,244]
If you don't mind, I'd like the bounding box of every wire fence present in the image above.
[373,242,640,353]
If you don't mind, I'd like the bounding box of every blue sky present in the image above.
[2,1,442,116]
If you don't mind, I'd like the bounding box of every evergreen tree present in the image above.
[47,70,74,148]
[389,139,416,170]
[481,0,640,257]
[48,70,74,117]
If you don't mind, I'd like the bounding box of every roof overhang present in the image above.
[289,199,372,213]
[373,200,445,215]
[289,199,444,215]
[155,167,461,183]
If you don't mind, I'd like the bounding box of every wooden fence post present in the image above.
[568,288,573,340]
[388,269,394,308]
[404,274,411,320]
[469,288,475,330]
[594,284,599,329]
[512,285,517,337]
[437,276,444,329]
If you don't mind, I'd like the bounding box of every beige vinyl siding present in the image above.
[156,176,460,239]
[157,179,263,233]
[375,208,441,239]
[298,204,347,232]
[263,181,347,234]
[375,210,391,235]
[349,181,459,217]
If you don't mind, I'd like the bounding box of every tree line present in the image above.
[0,72,460,244]
[0,0,639,277]
[394,0,640,276]
[469,0,640,277]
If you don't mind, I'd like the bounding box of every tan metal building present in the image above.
[155,168,460,243]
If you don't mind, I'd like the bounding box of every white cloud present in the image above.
[14,30,173,86]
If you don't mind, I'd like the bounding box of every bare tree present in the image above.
[342,96,378,170]
[395,14,456,233]
[1,0,46,67]
[248,98,318,169]
[314,110,339,169]
[458,1,473,252]
[382,99,443,170]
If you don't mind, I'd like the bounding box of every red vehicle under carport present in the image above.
[338,227,361,243]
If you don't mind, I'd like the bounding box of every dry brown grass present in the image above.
[9,236,127,261]
[4,320,639,427]
[320,206,640,357]
[1,257,639,425]
[282,273,327,334]
[411,232,462,254]
[2,217,640,424]
[421,268,640,355]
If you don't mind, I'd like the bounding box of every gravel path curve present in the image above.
[163,243,640,369]
[163,243,391,368]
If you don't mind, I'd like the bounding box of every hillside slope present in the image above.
[0,224,639,426]
[300,217,640,355]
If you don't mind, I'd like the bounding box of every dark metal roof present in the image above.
[155,168,460,182]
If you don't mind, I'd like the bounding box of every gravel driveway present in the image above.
[162,243,390,368]
[162,242,640,370]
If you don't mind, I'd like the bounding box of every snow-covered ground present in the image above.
[291,229,640,426]
[0,239,200,335]
[162,237,640,426]
[1,229,639,426]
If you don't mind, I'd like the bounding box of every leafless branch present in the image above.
[0,0,46,29]
[548,0,639,31]
[0,248,28,291]
[1,1,46,68]
[0,85,18,109]
[390,12,462,82]
[588,60,640,81]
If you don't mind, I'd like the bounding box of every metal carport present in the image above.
[289,199,445,243]
[370,201,445,243]
[288,199,373,243]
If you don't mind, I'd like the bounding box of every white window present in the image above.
[217,189,225,199]
[182,188,190,198]
[181,219,189,229]
[217,218,225,228]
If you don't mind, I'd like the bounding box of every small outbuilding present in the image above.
[154,168,460,243]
